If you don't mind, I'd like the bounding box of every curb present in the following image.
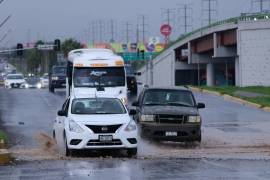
[0,140,11,165]
[0,149,11,165]
[189,86,270,112]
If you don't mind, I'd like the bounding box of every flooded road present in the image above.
[1,87,270,178]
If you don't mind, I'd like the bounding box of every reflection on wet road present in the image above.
[1,87,270,178]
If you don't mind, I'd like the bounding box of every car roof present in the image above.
[143,86,191,92]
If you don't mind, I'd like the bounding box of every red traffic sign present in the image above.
[160,24,172,36]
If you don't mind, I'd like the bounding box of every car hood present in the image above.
[142,105,199,116]
[69,114,131,125]
[73,87,126,98]
[5,79,25,83]
[52,74,66,77]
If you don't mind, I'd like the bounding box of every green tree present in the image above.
[61,38,82,57]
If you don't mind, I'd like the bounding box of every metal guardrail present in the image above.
[154,13,270,59]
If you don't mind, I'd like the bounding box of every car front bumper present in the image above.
[140,123,201,141]
[66,129,138,150]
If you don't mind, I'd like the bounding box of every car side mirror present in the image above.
[129,109,137,115]
[197,103,205,109]
[57,110,66,116]
[132,101,139,107]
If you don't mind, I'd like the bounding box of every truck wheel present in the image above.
[127,148,137,157]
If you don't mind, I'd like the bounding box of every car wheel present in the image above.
[64,133,72,157]
[127,148,137,157]
[49,86,54,93]
[197,133,202,143]
[53,131,56,139]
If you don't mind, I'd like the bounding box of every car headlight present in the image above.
[188,116,201,123]
[37,83,42,89]
[25,84,29,88]
[69,120,84,133]
[125,120,137,131]
[52,76,59,80]
[140,114,155,122]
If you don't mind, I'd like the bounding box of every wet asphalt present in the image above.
[1,87,270,179]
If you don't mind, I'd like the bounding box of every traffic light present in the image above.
[17,43,23,56]
[54,39,61,51]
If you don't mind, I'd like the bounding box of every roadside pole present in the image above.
[150,54,153,85]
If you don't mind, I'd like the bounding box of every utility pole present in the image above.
[136,24,139,43]
[161,8,175,42]
[202,0,218,25]
[124,21,132,44]
[178,4,193,34]
[251,0,270,12]
[109,19,117,42]
[138,15,149,43]
[90,21,96,44]
[98,20,104,43]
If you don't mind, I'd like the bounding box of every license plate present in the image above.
[165,132,177,136]
[99,135,113,142]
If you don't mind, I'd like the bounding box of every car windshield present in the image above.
[73,67,125,87]
[53,67,66,74]
[6,75,23,80]
[71,98,126,115]
[142,89,195,107]
[26,77,39,84]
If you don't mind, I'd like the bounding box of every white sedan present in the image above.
[4,74,26,88]
[53,97,138,157]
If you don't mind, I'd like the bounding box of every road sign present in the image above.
[160,24,172,36]
[37,44,54,50]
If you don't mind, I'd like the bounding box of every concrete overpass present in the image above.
[139,14,270,87]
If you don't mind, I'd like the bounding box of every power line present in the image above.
[0,15,12,30]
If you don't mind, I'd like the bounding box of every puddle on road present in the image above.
[9,131,270,161]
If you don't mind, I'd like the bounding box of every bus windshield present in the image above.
[73,67,125,87]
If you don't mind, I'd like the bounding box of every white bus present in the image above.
[67,49,127,104]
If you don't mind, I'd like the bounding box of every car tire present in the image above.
[64,134,72,157]
[49,86,54,93]
[197,134,202,143]
[127,148,137,157]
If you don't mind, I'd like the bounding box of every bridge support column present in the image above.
[207,63,214,86]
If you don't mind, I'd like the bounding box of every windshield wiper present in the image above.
[165,102,193,107]
[143,103,164,106]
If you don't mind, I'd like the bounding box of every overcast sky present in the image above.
[0,0,265,46]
